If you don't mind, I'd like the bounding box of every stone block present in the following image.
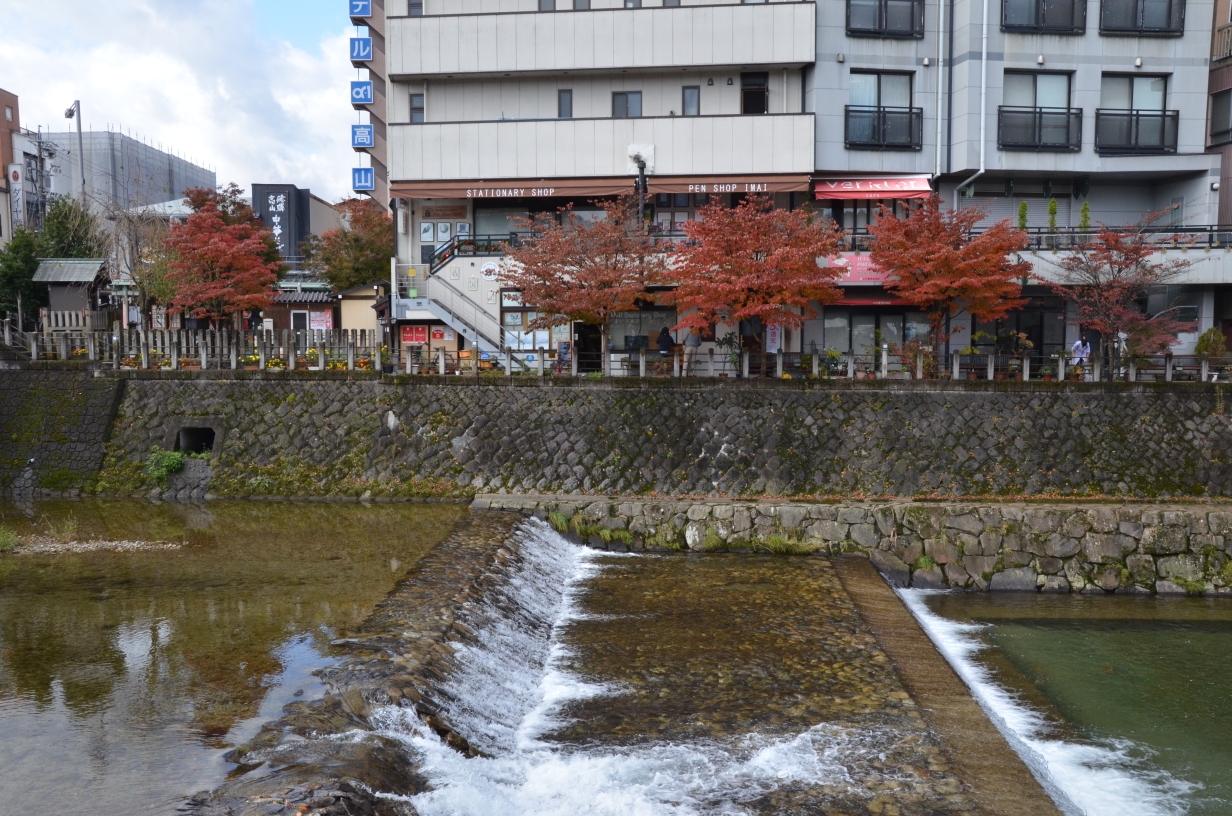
[810,520,849,542]
[944,563,971,587]
[1155,580,1190,595]
[1141,526,1188,555]
[1190,534,1220,554]
[1207,512,1232,537]
[1162,510,1190,527]
[837,507,870,524]
[732,509,751,533]
[687,505,711,521]
[925,538,960,564]
[1005,550,1034,567]
[1118,520,1144,539]
[962,555,998,582]
[1095,567,1122,592]
[711,504,733,520]
[1036,557,1064,575]
[850,523,879,549]
[976,532,1003,556]
[945,514,983,535]
[778,505,808,530]
[911,565,947,589]
[1062,512,1090,539]
[1083,533,1121,564]
[1089,508,1117,534]
[1157,554,1204,583]
[869,549,910,587]
[1045,534,1081,558]
[990,567,1039,592]
[1024,508,1060,533]
[874,507,897,537]
[1041,576,1071,593]
[1125,554,1156,584]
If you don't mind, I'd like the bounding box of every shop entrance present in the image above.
[575,324,602,372]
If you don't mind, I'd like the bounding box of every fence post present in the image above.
[87,333,96,362]
[1128,359,1136,382]
[951,351,960,380]
[374,342,381,373]
[347,337,355,371]
[438,346,446,375]
[846,351,854,379]
[811,351,819,379]
[711,348,718,378]
[259,337,267,370]
[288,335,296,371]
[915,350,924,380]
[639,348,646,378]
[504,347,512,376]
[1165,354,1173,382]
[537,347,545,377]
[230,337,239,370]
[742,351,750,379]
[317,340,326,371]
[986,353,994,381]
[571,346,578,377]
[675,348,683,378]
[3,318,9,346]
[28,332,37,361]
[775,351,783,379]
[57,333,68,360]
[1202,353,1210,382]
[1022,355,1030,382]
[140,331,150,370]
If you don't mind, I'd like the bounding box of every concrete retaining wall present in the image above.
[479,496,1232,596]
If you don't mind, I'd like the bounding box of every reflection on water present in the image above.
[918,592,1232,816]
[0,499,464,816]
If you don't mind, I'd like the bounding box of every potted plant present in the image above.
[1068,364,1084,382]
[179,355,199,370]
[715,333,742,378]
[1040,364,1055,382]
[959,346,980,380]
[240,353,261,370]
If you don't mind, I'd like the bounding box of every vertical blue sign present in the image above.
[353,167,376,191]
[351,80,374,106]
[350,0,373,16]
[352,124,375,149]
[349,37,373,63]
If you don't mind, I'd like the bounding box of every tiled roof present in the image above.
[272,291,337,304]
[33,258,107,283]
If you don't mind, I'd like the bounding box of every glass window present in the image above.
[1100,76,1131,108]
[1101,75,1166,110]
[624,0,641,6]
[824,312,851,352]
[613,91,642,118]
[3,106,11,122]
[852,314,877,356]
[1003,73,1035,107]
[408,0,423,15]
[1134,76,1166,110]
[682,86,700,116]
[574,0,590,7]
[881,74,911,107]
[741,72,769,114]
[905,312,930,341]
[654,193,671,207]
[672,193,689,207]
[850,73,878,106]
[1212,90,1232,144]
[410,93,425,123]
[850,72,911,107]
[1004,72,1069,107]
[558,89,572,119]
[539,0,556,9]
[664,0,681,5]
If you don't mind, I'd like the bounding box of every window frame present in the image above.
[1098,0,1185,34]
[1000,0,1085,33]
[1212,89,1232,146]
[612,91,643,119]
[408,0,423,16]
[682,86,700,116]
[410,93,425,123]
[558,89,573,119]
[740,72,769,115]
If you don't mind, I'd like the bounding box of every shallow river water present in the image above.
[0,499,464,815]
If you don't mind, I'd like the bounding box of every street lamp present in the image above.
[63,101,85,201]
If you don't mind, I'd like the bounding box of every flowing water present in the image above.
[0,499,464,815]
[906,591,1232,816]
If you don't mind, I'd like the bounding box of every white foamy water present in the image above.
[369,520,902,816]
[898,589,1200,816]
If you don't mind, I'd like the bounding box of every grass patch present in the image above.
[42,513,78,544]
[547,511,570,534]
[758,534,821,555]
[146,446,186,485]
[914,555,936,571]
[0,526,17,553]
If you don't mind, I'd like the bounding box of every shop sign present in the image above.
[350,0,372,17]
[813,176,931,200]
[349,37,373,63]
[423,205,467,219]
[481,262,499,280]
[310,311,333,331]
[430,327,446,340]
[402,325,428,344]
[352,167,375,191]
[351,81,374,106]
[765,323,781,353]
[351,124,374,149]
[829,253,888,283]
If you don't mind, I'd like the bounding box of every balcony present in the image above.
[387,2,816,78]
[1001,0,1084,33]
[1099,0,1183,34]
[998,107,1082,151]
[846,0,925,38]
[1094,109,1179,154]
[1216,22,1232,61]
[389,113,814,181]
[844,106,923,150]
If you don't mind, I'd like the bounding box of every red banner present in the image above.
[814,176,932,200]
[401,325,428,344]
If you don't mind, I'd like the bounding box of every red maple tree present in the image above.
[665,195,843,337]
[499,194,665,371]
[1040,215,1194,369]
[867,195,1030,353]
[166,201,281,323]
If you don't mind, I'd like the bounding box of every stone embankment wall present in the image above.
[480,496,1232,596]
[0,369,123,492]
[65,372,1232,499]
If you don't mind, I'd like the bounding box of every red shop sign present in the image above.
[401,325,428,344]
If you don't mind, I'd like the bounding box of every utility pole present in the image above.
[64,100,85,202]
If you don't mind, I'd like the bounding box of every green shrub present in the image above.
[914,555,936,571]
[146,446,186,484]
[1195,327,1227,358]
[0,526,17,553]
[548,511,570,533]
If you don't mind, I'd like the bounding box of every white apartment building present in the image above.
[348,0,1232,365]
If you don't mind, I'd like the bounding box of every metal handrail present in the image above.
[1094,109,1179,154]
[425,274,513,350]
[1217,22,1232,59]
[844,106,925,150]
[997,106,1082,151]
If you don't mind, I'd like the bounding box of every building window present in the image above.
[3,106,11,122]
[999,72,1081,151]
[682,86,700,116]
[624,0,641,6]
[1002,0,1085,31]
[558,89,573,119]
[1100,0,1183,33]
[845,72,922,149]
[664,0,681,5]
[741,73,769,114]
[408,0,423,15]
[1212,89,1232,145]
[574,0,590,7]
[410,93,425,123]
[613,91,643,118]
[1095,75,1177,154]
[848,0,925,37]
[540,0,556,9]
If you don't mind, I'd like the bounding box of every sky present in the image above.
[0,0,359,202]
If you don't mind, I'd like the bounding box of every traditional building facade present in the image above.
[351,0,1229,366]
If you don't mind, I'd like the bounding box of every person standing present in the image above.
[1071,334,1091,379]
[656,327,675,376]
[683,327,702,376]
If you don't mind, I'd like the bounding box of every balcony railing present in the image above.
[847,0,925,37]
[844,106,924,150]
[1094,109,1178,154]
[1002,0,1085,32]
[998,107,1082,151]
[1216,22,1232,60]
[1099,0,1183,34]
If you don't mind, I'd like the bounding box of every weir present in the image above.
[188,512,1060,816]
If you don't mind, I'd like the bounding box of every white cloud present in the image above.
[0,0,356,201]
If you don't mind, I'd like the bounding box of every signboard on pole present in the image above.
[8,164,24,227]
[352,167,375,191]
[351,124,374,150]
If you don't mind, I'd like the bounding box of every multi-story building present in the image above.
[1,87,20,247]
[354,0,1229,366]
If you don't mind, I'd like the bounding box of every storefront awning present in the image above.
[814,176,933,200]
[390,177,635,200]
[646,175,811,194]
